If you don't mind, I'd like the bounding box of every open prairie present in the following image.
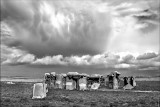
[1,81,160,107]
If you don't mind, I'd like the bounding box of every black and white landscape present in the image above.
[1,0,160,107]
[1,0,160,77]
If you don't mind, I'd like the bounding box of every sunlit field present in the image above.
[1,81,160,107]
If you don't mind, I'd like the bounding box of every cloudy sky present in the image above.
[1,0,160,78]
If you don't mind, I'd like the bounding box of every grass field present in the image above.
[1,81,160,107]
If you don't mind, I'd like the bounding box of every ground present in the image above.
[0,81,160,107]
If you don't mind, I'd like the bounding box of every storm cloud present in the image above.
[1,0,160,77]
[1,0,159,57]
[1,0,112,57]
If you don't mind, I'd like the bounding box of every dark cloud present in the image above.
[1,0,159,57]
[1,0,112,57]
[121,54,135,64]
[1,0,34,22]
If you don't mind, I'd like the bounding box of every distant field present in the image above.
[1,81,160,107]
[135,77,160,81]
[1,77,43,82]
[1,76,160,82]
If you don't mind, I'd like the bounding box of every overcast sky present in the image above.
[1,0,160,77]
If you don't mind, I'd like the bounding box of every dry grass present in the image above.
[1,81,160,107]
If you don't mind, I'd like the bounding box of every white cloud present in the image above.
[1,46,160,71]
[1,45,35,65]
[115,63,132,69]
[114,2,133,10]
[31,52,160,70]
[136,52,157,60]
[32,55,66,65]
[17,54,35,63]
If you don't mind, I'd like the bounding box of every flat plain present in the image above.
[1,81,160,107]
